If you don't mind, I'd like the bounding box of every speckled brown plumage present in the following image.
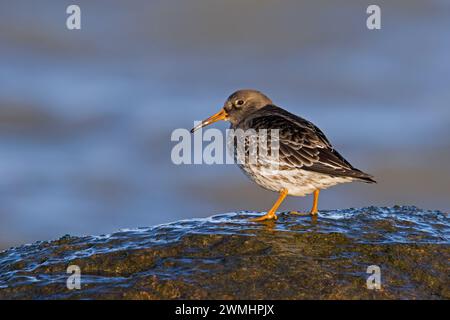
[230,104,375,197]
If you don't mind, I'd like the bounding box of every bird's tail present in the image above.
[352,169,376,183]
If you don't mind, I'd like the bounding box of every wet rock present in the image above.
[0,206,448,299]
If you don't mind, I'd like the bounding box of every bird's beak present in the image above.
[190,109,228,133]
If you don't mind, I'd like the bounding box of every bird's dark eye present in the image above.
[236,100,244,106]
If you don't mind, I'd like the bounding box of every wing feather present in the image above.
[239,106,376,182]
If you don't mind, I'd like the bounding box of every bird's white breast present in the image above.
[239,164,354,196]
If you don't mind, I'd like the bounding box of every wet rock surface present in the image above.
[0,206,448,299]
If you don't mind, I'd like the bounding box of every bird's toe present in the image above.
[250,212,278,222]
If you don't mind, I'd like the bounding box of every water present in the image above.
[0,206,448,299]
[0,0,449,249]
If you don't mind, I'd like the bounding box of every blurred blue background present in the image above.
[1,0,449,249]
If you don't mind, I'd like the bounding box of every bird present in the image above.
[191,89,376,221]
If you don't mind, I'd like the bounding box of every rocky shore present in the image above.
[0,206,448,299]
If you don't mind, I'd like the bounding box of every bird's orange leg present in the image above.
[290,189,320,216]
[310,189,320,215]
[251,188,288,222]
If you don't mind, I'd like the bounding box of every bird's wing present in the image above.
[242,107,375,182]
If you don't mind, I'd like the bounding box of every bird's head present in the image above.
[191,89,272,133]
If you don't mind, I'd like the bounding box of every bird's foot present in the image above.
[250,212,278,222]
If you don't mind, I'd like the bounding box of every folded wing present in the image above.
[243,106,376,183]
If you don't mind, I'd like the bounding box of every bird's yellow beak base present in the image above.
[190,109,228,133]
